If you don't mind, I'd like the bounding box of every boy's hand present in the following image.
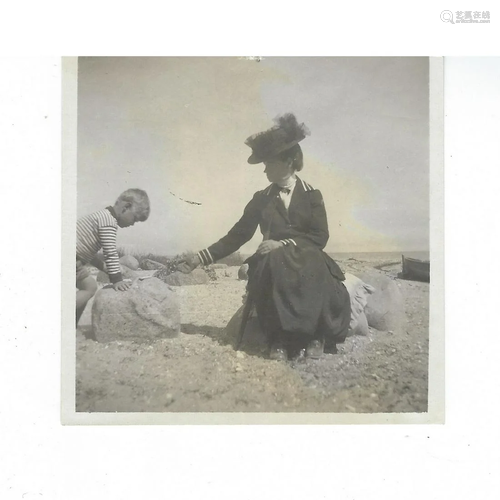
[113,280,131,291]
[178,255,201,274]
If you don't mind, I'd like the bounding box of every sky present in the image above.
[77,57,430,256]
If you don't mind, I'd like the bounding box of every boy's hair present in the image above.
[116,189,151,222]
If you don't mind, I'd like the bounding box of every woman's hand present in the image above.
[257,240,283,255]
[113,280,131,291]
[178,255,201,274]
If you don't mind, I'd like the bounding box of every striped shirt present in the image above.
[76,207,122,283]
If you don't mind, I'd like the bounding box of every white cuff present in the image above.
[197,248,214,266]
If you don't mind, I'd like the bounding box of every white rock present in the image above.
[343,273,375,336]
[357,271,407,333]
[91,277,180,343]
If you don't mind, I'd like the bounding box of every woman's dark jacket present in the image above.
[197,177,351,344]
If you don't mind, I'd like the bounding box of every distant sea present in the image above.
[120,245,430,264]
[237,250,430,263]
[328,251,430,262]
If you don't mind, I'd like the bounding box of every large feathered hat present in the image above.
[245,113,310,164]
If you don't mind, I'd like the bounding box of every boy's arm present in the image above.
[98,225,123,284]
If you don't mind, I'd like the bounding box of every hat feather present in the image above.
[274,113,310,143]
[245,113,310,163]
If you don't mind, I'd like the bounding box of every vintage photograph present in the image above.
[65,56,442,421]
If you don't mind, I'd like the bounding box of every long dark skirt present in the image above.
[247,245,351,349]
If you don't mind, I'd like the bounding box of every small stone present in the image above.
[165,393,175,406]
[345,404,356,412]
[119,254,140,270]
[238,263,249,281]
[140,258,166,270]
[236,351,245,359]
[159,269,209,286]
[235,363,243,372]
[370,393,378,399]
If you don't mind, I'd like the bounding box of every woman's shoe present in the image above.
[269,343,288,361]
[306,340,324,359]
[324,342,338,354]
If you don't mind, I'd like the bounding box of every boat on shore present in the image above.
[401,255,430,282]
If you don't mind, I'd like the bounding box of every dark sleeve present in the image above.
[197,192,262,265]
[291,190,329,250]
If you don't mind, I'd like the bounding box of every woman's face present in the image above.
[263,157,294,184]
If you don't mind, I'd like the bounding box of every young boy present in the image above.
[76,188,150,326]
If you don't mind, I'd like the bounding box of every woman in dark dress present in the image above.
[180,114,351,361]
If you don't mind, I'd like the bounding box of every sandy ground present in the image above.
[75,258,429,413]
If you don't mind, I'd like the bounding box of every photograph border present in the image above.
[61,56,444,425]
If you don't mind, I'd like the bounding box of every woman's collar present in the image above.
[276,175,297,190]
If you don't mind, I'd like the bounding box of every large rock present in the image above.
[96,265,138,283]
[119,254,139,270]
[343,273,375,336]
[91,277,180,342]
[157,269,210,286]
[238,263,249,281]
[357,271,406,332]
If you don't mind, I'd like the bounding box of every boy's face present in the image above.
[117,206,140,228]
